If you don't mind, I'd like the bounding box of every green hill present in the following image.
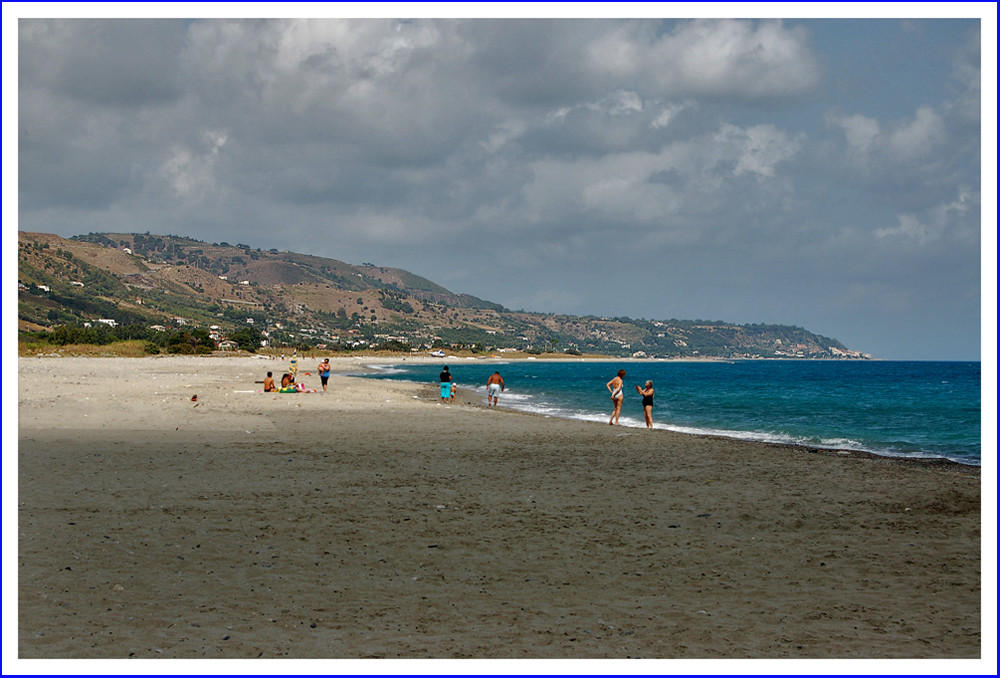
[17,231,869,359]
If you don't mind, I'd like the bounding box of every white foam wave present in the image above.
[363,364,409,375]
[501,399,975,464]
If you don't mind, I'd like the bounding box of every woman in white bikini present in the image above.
[606,369,626,425]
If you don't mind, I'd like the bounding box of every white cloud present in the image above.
[833,114,881,158]
[832,104,950,167]
[481,119,529,153]
[161,130,228,202]
[520,120,801,233]
[875,214,935,245]
[589,19,820,99]
[181,18,470,155]
[931,187,974,226]
[597,90,643,116]
[270,19,446,101]
[888,106,946,161]
[947,23,981,125]
[714,124,802,178]
[874,185,979,247]
[651,102,689,129]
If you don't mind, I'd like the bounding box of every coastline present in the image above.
[14,355,983,660]
[356,356,981,470]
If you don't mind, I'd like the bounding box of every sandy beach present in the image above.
[13,355,984,663]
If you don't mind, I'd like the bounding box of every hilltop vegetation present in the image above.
[17,231,868,359]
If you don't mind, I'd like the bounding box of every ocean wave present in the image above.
[501,398,978,465]
[657,423,977,465]
[363,364,409,375]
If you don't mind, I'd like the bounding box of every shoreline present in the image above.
[13,355,983,659]
[19,351,982,476]
[350,357,982,472]
[391,376,983,474]
[18,352,982,471]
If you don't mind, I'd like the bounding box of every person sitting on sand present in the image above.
[635,380,654,430]
[486,371,505,407]
[280,373,294,389]
[607,369,626,425]
[263,372,276,392]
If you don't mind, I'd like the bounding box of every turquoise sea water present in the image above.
[360,360,981,466]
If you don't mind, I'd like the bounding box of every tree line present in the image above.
[21,323,264,354]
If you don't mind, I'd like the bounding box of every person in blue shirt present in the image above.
[318,358,332,392]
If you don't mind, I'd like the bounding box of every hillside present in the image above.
[17,231,869,359]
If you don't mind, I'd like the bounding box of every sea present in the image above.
[357,359,982,467]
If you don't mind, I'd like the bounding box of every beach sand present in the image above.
[14,355,982,661]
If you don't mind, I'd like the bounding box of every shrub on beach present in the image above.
[167,329,214,354]
[228,326,262,353]
[18,340,156,357]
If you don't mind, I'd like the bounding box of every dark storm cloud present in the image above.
[19,19,185,107]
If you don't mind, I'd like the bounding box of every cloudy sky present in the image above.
[7,5,994,359]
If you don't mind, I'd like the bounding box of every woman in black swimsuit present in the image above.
[635,380,654,430]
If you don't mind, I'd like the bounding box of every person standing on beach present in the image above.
[607,369,626,425]
[635,380,654,429]
[439,365,453,403]
[318,358,332,392]
[486,371,505,407]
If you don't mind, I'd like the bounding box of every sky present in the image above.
[6,4,996,360]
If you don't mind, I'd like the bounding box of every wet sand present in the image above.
[13,355,985,665]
